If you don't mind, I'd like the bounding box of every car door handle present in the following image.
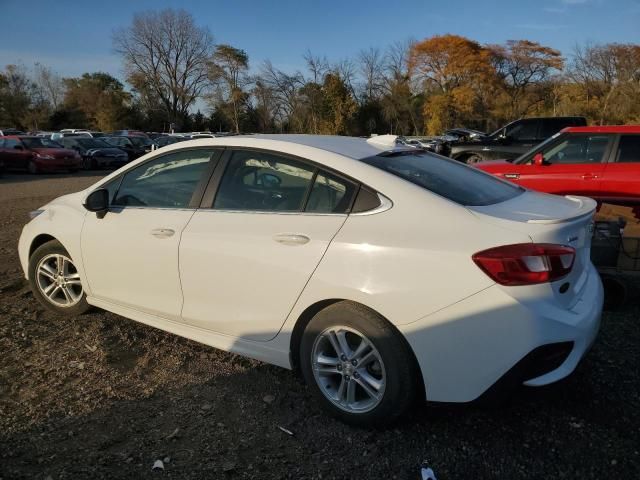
[151,228,175,238]
[504,173,520,179]
[582,174,598,180]
[273,233,310,246]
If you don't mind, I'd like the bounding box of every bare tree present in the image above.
[208,45,250,133]
[259,61,305,131]
[33,63,65,110]
[113,8,214,126]
[358,47,385,101]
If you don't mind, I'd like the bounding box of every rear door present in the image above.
[506,133,611,198]
[599,134,640,203]
[179,148,356,341]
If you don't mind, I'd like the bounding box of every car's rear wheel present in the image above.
[300,301,417,426]
[465,153,484,164]
[28,240,90,315]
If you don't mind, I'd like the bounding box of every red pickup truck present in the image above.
[475,126,640,204]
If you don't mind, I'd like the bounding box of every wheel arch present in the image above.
[29,234,58,259]
[289,298,425,400]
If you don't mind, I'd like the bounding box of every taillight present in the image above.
[472,243,575,286]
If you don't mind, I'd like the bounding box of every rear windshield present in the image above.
[361,151,523,206]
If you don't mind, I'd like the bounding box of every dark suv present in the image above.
[449,116,587,163]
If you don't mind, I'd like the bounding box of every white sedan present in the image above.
[18,134,603,425]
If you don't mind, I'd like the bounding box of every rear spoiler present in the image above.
[526,196,596,224]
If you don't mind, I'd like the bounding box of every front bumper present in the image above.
[399,264,603,403]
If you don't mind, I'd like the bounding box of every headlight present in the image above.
[29,209,45,219]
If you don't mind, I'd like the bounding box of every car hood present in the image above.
[32,147,77,158]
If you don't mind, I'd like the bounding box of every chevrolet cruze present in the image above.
[18,134,603,425]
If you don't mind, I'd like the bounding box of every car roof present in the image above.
[563,125,640,134]
[210,134,409,159]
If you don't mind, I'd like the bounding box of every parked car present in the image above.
[19,134,602,426]
[403,138,452,156]
[112,129,149,138]
[103,136,149,160]
[449,116,587,164]
[51,132,92,142]
[0,128,25,136]
[0,136,81,173]
[151,135,186,149]
[443,128,486,142]
[475,125,640,204]
[58,137,129,170]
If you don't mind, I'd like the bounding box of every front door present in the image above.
[81,148,217,319]
[503,133,611,197]
[180,149,356,341]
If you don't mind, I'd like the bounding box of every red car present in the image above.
[476,126,640,204]
[0,136,82,174]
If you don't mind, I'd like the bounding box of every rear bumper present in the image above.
[399,264,603,403]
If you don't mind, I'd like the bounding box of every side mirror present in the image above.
[83,188,109,218]
[533,153,546,166]
[14,145,24,150]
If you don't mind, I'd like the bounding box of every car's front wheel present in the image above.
[28,240,90,315]
[300,301,417,426]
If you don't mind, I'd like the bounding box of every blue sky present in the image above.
[0,0,638,80]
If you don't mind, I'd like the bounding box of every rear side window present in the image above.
[214,150,315,211]
[361,152,523,206]
[616,135,640,163]
[305,171,357,214]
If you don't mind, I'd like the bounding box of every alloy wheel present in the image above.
[310,326,386,413]
[35,253,83,307]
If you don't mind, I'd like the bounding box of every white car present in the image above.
[18,134,603,425]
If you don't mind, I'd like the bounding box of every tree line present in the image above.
[1,8,639,135]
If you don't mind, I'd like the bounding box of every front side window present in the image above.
[4,139,19,148]
[616,135,640,163]
[542,135,609,164]
[112,149,214,208]
[362,151,523,206]
[214,150,315,211]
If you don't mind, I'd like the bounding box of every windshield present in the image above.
[361,151,523,206]
[76,138,112,149]
[21,137,63,149]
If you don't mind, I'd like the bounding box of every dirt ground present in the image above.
[0,172,638,480]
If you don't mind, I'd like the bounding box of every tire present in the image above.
[27,160,39,174]
[28,240,90,316]
[300,301,417,427]
[465,154,484,164]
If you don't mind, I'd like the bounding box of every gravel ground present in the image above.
[0,172,638,479]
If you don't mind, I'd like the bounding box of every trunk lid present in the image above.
[468,191,597,310]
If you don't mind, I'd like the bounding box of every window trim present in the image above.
[199,147,363,215]
[107,147,223,210]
